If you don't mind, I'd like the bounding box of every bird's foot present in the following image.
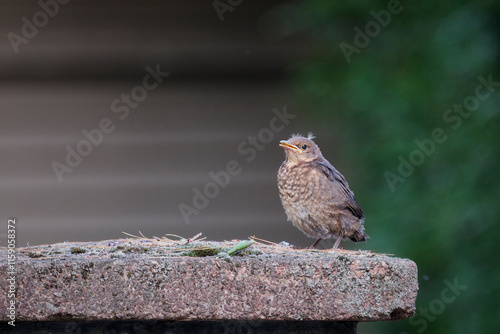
[309,238,322,249]
[332,235,342,249]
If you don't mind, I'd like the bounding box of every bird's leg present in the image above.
[332,235,342,249]
[309,238,322,249]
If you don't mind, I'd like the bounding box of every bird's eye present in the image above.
[301,144,308,150]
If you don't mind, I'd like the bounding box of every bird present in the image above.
[277,133,368,249]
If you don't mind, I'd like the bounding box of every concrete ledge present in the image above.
[0,238,418,322]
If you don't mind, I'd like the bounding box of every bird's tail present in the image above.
[350,230,369,242]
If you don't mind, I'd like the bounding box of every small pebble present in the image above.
[279,241,295,248]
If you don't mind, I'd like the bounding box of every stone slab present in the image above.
[0,238,418,322]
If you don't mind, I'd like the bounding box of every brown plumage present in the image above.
[277,133,368,249]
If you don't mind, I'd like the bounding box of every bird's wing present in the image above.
[308,160,364,219]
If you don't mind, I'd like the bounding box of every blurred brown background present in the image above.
[0,0,333,247]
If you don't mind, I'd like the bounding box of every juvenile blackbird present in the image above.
[277,133,368,249]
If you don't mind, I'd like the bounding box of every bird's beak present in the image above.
[279,140,301,152]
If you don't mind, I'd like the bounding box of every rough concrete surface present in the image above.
[0,238,418,322]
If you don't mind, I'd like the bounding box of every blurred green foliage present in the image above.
[281,0,500,333]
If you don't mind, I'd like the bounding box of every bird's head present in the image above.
[279,133,322,164]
